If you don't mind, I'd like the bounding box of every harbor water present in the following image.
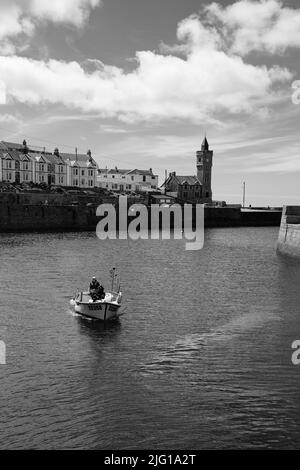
[0,227,300,449]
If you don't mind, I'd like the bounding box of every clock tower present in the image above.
[196,136,213,203]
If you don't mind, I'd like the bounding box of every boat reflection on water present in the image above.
[75,313,122,343]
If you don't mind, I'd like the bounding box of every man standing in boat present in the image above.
[89,277,105,301]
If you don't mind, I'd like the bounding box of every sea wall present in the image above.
[277,206,300,260]
[240,209,282,227]
[0,192,282,233]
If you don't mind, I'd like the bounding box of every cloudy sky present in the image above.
[0,0,299,205]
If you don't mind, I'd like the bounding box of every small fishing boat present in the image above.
[70,268,123,321]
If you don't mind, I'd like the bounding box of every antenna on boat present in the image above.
[110,267,116,292]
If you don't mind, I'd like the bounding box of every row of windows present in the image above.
[111,184,133,190]
[3,162,91,174]
[183,184,201,190]
[72,179,94,187]
[102,174,156,182]
[73,169,94,176]
[183,192,201,198]
[1,174,94,186]
[3,161,32,170]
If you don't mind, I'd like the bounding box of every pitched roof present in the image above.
[2,150,21,161]
[0,142,9,151]
[127,169,154,176]
[60,152,97,167]
[173,175,201,185]
[28,152,51,163]
[0,141,51,154]
[46,153,66,165]
[1,141,24,150]
[98,168,155,175]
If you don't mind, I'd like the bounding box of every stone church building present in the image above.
[161,136,213,203]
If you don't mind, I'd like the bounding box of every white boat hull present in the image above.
[70,291,122,321]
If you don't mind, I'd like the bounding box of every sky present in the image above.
[0,0,300,205]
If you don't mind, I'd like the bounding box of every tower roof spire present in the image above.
[201,135,209,151]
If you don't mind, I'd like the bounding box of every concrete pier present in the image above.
[277,206,300,260]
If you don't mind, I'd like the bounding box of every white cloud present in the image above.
[0,113,21,124]
[99,125,130,134]
[28,0,102,28]
[204,0,300,55]
[0,0,299,124]
[0,3,33,41]
[0,42,291,123]
[0,0,101,52]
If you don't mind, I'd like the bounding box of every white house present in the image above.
[60,150,97,188]
[97,167,158,192]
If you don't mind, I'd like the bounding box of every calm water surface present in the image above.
[0,227,300,449]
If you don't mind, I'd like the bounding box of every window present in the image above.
[81,170,85,176]
[89,180,93,187]
[81,179,85,186]
[112,175,115,179]
[184,184,188,190]
[88,170,93,177]
[8,172,12,180]
[74,179,78,186]
[104,175,107,178]
[131,176,134,181]
[7,161,12,169]
[152,176,156,180]
[25,174,29,181]
[195,192,199,198]
[41,164,44,171]
[143,176,146,182]
[73,168,78,176]
[24,162,29,170]
[183,192,188,199]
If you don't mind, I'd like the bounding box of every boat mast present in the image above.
[110,267,116,292]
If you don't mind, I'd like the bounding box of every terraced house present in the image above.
[0,141,98,188]
[97,167,158,192]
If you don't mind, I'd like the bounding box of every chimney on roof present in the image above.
[87,149,92,158]
[115,166,118,172]
[23,139,28,154]
[169,171,176,177]
[150,168,152,173]
[54,147,59,157]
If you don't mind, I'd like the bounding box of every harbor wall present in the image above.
[0,192,282,233]
[277,206,300,260]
